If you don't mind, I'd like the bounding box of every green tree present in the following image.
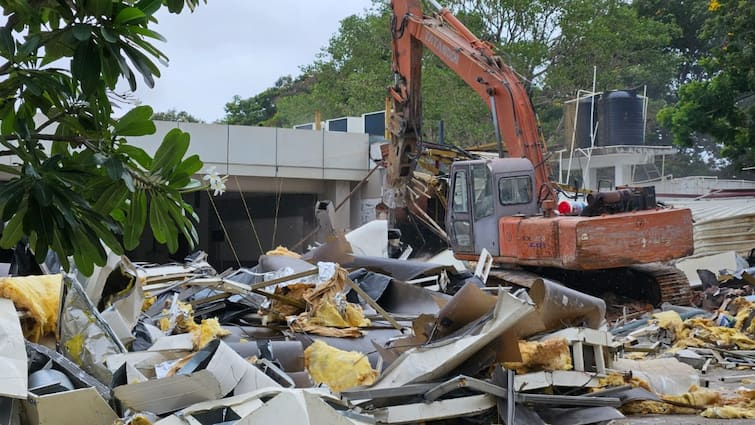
[546,0,679,98]
[232,0,680,151]
[273,7,394,128]
[267,3,492,145]
[0,0,207,275]
[152,108,204,123]
[448,0,566,84]
[634,0,711,93]
[658,0,755,172]
[222,76,298,126]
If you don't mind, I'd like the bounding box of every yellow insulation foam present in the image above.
[0,274,62,342]
[304,340,377,392]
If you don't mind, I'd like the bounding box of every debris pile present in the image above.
[0,225,754,424]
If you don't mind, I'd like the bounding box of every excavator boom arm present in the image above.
[387,0,551,203]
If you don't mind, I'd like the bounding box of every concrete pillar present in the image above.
[324,180,353,231]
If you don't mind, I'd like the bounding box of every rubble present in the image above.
[0,220,754,424]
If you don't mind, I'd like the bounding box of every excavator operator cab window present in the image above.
[499,176,532,205]
[450,169,472,248]
[472,164,494,219]
[451,171,469,214]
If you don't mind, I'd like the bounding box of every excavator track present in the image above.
[487,262,693,308]
[628,263,693,306]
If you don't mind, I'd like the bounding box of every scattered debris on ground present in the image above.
[0,222,754,424]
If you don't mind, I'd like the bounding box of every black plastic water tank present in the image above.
[574,95,599,148]
[598,90,644,146]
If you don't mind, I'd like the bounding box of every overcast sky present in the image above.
[128,0,377,122]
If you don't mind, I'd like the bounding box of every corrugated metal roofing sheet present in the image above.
[666,198,755,224]
[665,198,755,257]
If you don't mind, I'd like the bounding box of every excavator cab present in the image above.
[446,158,538,256]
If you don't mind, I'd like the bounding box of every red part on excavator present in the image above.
[453,207,694,271]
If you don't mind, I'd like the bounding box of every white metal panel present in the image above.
[174,122,228,164]
[346,116,363,132]
[324,130,368,171]
[13,119,371,182]
[276,128,324,168]
[228,125,276,166]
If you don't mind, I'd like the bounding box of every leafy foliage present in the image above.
[222,76,298,126]
[152,108,204,123]
[220,0,747,174]
[272,9,395,128]
[226,1,679,151]
[634,0,712,92]
[658,0,755,172]
[448,0,567,83]
[0,0,206,275]
[546,0,679,98]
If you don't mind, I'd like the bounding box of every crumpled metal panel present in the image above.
[58,274,125,386]
[347,269,449,315]
[515,277,606,338]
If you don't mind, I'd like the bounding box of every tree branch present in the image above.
[2,133,87,144]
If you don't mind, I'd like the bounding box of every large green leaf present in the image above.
[123,189,147,250]
[72,24,92,41]
[71,41,101,93]
[0,201,27,249]
[0,164,20,176]
[137,0,163,16]
[151,128,190,176]
[168,154,203,188]
[165,0,185,14]
[118,144,152,168]
[79,212,124,255]
[114,105,156,136]
[166,199,198,247]
[122,44,159,87]
[87,0,114,17]
[100,26,118,43]
[114,7,147,26]
[0,26,15,57]
[106,44,137,91]
[148,194,169,243]
[103,156,125,180]
[93,182,129,213]
[127,25,167,43]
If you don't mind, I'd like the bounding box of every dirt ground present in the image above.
[610,366,755,425]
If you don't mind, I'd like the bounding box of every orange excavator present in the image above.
[385,0,695,305]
